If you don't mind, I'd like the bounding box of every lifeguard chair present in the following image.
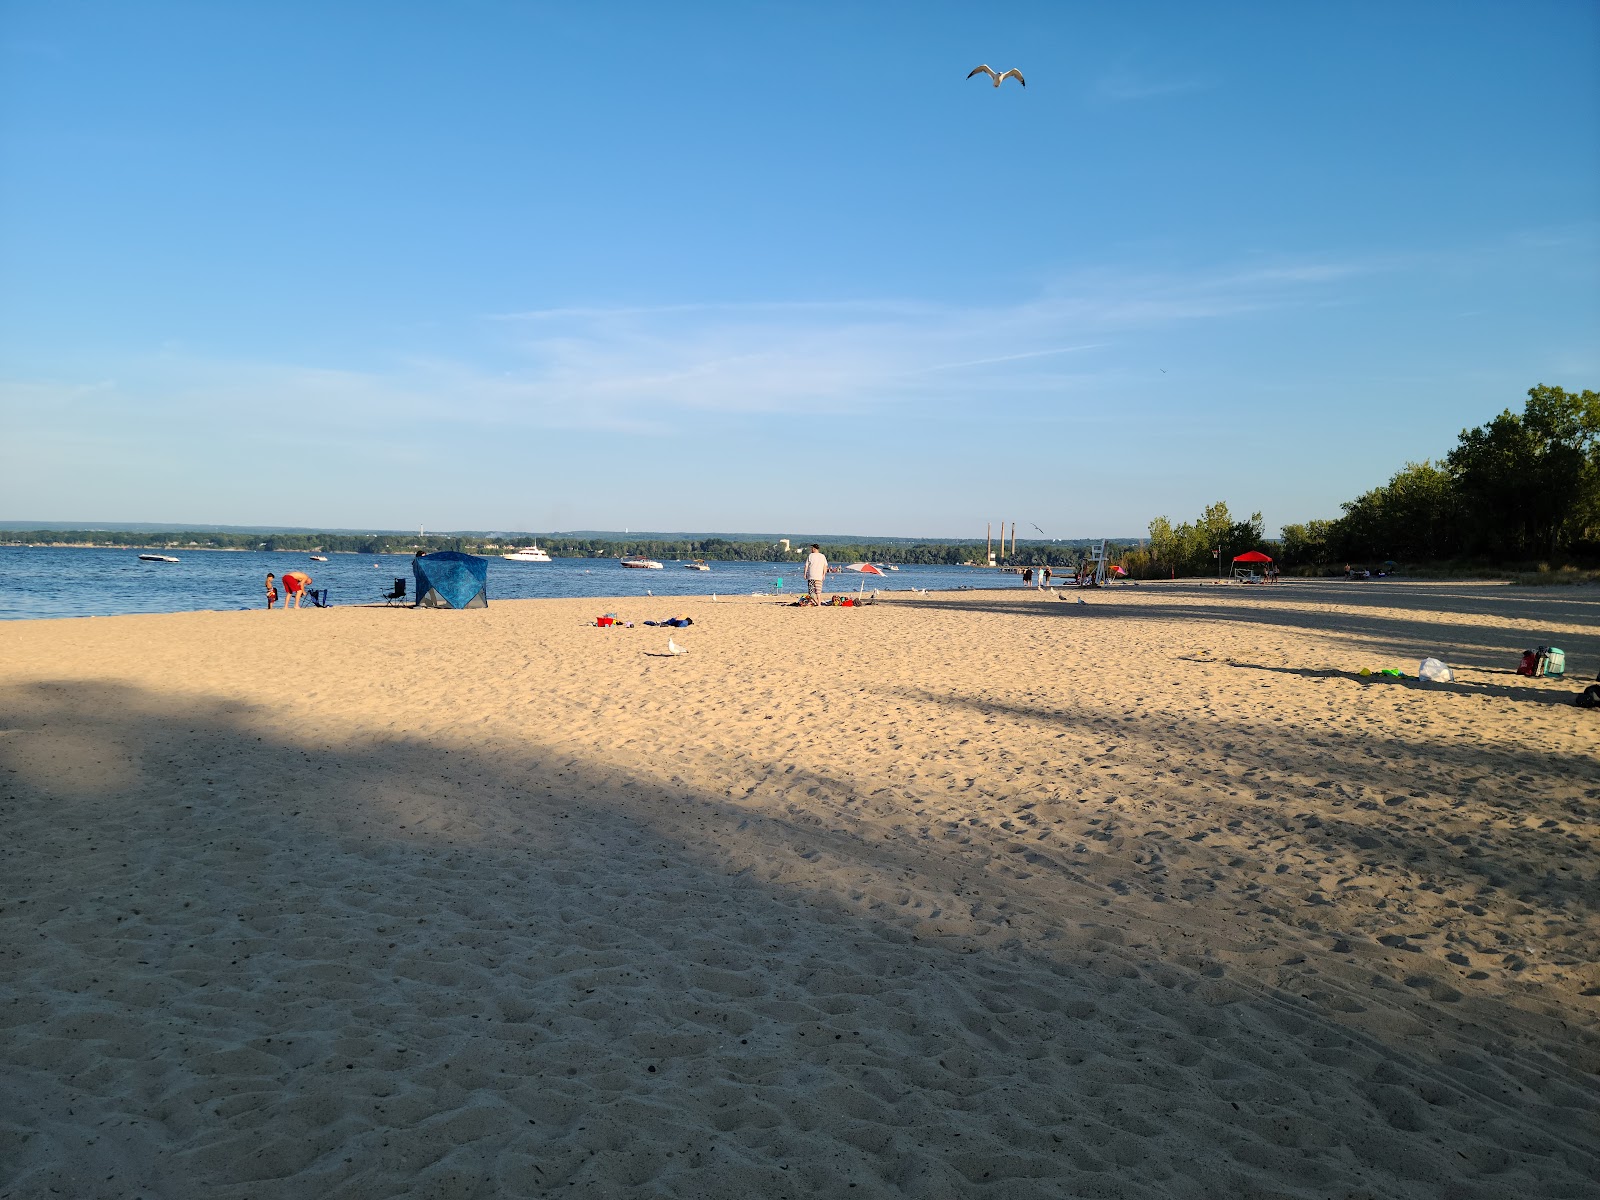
[1078,539,1109,587]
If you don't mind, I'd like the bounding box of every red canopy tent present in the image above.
[1231,549,1274,583]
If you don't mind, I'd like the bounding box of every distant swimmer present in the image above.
[967,64,1025,88]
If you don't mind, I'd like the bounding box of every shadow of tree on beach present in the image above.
[902,582,1600,674]
[877,683,1600,925]
[3,678,1599,1200]
[1228,661,1588,708]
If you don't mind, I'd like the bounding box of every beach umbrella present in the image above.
[1232,550,1273,563]
[1111,564,1128,577]
[844,562,886,575]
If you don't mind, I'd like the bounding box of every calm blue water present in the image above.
[0,547,1015,620]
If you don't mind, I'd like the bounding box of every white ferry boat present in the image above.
[502,545,552,563]
[621,556,664,570]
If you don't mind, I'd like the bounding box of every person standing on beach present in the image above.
[265,572,279,609]
[803,544,827,605]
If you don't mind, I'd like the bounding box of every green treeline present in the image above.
[0,530,475,555]
[22,385,1584,576]
[1126,384,1599,577]
[1291,384,1599,564]
[0,528,1119,567]
[536,537,991,564]
[1123,503,1266,579]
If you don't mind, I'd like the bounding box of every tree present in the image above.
[1447,384,1600,556]
[1278,518,1337,567]
[1127,503,1264,577]
[1331,461,1457,562]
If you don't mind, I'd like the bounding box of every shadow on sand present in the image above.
[902,579,1600,673]
[2,679,1597,1197]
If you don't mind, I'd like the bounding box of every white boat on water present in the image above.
[502,545,552,563]
[621,556,664,570]
[310,555,328,562]
[685,559,710,571]
[138,554,180,562]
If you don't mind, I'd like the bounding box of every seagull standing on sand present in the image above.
[668,636,687,656]
[967,64,1025,88]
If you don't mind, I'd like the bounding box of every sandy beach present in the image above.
[2,579,1597,1198]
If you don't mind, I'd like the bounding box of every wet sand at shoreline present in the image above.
[3,581,1597,1197]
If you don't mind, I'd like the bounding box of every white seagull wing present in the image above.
[999,68,1025,87]
[967,64,998,82]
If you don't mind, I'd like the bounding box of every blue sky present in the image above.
[2,1,1596,538]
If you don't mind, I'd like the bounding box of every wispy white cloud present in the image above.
[0,256,1368,449]
[925,344,1106,372]
[1090,65,1212,105]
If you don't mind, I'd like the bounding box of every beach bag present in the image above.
[1545,647,1565,677]
[1575,684,1600,709]
[1418,657,1453,683]
[1517,649,1541,677]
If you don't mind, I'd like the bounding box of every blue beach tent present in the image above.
[412,551,488,609]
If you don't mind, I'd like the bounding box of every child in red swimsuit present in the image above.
[265,573,279,609]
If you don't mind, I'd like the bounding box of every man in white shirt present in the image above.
[802,543,828,605]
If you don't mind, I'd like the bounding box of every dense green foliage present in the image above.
[1124,384,1598,578]
[1122,502,1266,579]
[1279,384,1599,568]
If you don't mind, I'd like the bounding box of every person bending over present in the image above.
[281,570,312,609]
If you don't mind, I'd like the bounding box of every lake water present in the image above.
[0,547,1019,620]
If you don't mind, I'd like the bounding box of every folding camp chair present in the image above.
[380,577,407,606]
[306,588,330,608]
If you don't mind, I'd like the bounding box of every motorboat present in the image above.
[310,555,328,562]
[621,556,664,569]
[685,559,710,571]
[502,545,552,563]
[138,554,180,562]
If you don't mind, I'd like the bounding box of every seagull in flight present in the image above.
[968,64,1025,88]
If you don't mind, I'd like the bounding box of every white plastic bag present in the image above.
[1418,657,1453,683]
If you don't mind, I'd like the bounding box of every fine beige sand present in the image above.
[2,580,1597,1198]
